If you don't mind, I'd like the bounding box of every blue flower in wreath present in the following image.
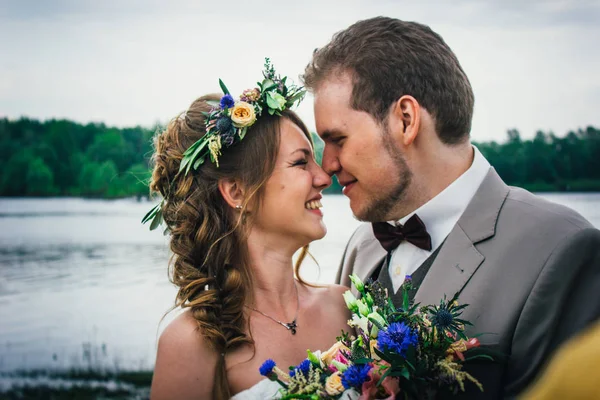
[216,116,233,133]
[341,364,372,389]
[220,130,236,147]
[220,94,235,109]
[259,359,276,376]
[377,322,418,356]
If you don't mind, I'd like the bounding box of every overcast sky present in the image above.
[1,0,599,142]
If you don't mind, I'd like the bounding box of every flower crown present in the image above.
[142,58,306,230]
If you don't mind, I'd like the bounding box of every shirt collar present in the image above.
[394,146,491,250]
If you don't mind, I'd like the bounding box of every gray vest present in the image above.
[376,245,443,307]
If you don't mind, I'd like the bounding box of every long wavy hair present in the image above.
[149,94,314,399]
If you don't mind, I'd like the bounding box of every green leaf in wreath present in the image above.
[261,79,277,92]
[150,208,162,231]
[141,202,161,224]
[238,127,248,140]
[206,100,220,108]
[218,79,231,95]
[183,139,209,174]
[193,156,205,170]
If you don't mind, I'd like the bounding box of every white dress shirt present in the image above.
[388,146,492,292]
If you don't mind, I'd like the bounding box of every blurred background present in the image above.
[1,0,599,398]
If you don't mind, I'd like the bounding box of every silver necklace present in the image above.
[246,283,299,335]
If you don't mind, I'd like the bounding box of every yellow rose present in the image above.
[370,339,381,361]
[320,341,350,365]
[325,371,344,396]
[230,101,256,128]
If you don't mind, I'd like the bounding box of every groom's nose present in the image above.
[321,145,341,176]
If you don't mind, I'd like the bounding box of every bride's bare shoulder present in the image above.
[303,282,350,309]
[151,310,218,399]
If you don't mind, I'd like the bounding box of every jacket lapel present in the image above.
[353,236,387,294]
[414,169,510,305]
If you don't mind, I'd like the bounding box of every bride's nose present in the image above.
[313,164,332,190]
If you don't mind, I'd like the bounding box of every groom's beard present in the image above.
[357,129,413,222]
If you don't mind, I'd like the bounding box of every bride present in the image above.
[147,62,350,399]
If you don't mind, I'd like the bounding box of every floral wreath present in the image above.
[142,58,306,230]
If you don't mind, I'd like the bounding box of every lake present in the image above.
[1,193,599,378]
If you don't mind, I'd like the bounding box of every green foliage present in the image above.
[473,126,600,192]
[0,117,154,198]
[26,157,57,195]
[1,117,599,198]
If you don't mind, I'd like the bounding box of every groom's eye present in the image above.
[331,137,345,145]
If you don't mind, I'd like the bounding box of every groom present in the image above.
[303,17,600,399]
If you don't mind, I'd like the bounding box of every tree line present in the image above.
[1,117,599,198]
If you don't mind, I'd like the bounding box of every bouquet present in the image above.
[258,275,490,399]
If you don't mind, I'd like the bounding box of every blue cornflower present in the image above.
[297,359,311,376]
[341,364,372,389]
[377,322,418,356]
[220,94,235,109]
[288,359,310,378]
[259,359,276,376]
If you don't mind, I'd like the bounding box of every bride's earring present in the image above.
[235,205,242,210]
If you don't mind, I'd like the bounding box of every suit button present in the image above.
[394,266,402,275]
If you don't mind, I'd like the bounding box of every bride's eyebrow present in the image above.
[290,148,311,157]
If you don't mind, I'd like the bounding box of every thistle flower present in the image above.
[215,116,233,133]
[432,309,454,329]
[426,294,470,336]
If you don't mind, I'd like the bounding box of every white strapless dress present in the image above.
[231,378,361,399]
[231,379,281,399]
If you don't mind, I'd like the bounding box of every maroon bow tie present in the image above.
[372,214,432,252]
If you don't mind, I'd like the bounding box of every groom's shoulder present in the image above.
[501,186,593,233]
[346,223,378,248]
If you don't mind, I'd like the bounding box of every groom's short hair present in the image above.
[303,16,474,145]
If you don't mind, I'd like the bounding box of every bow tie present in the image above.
[372,214,432,252]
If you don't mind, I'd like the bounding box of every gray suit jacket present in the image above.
[335,169,600,398]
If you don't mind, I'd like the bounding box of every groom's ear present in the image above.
[218,178,246,209]
[388,95,421,147]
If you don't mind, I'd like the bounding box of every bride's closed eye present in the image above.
[291,158,308,167]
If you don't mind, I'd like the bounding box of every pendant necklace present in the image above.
[246,283,299,335]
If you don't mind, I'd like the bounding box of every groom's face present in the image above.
[313,74,412,222]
